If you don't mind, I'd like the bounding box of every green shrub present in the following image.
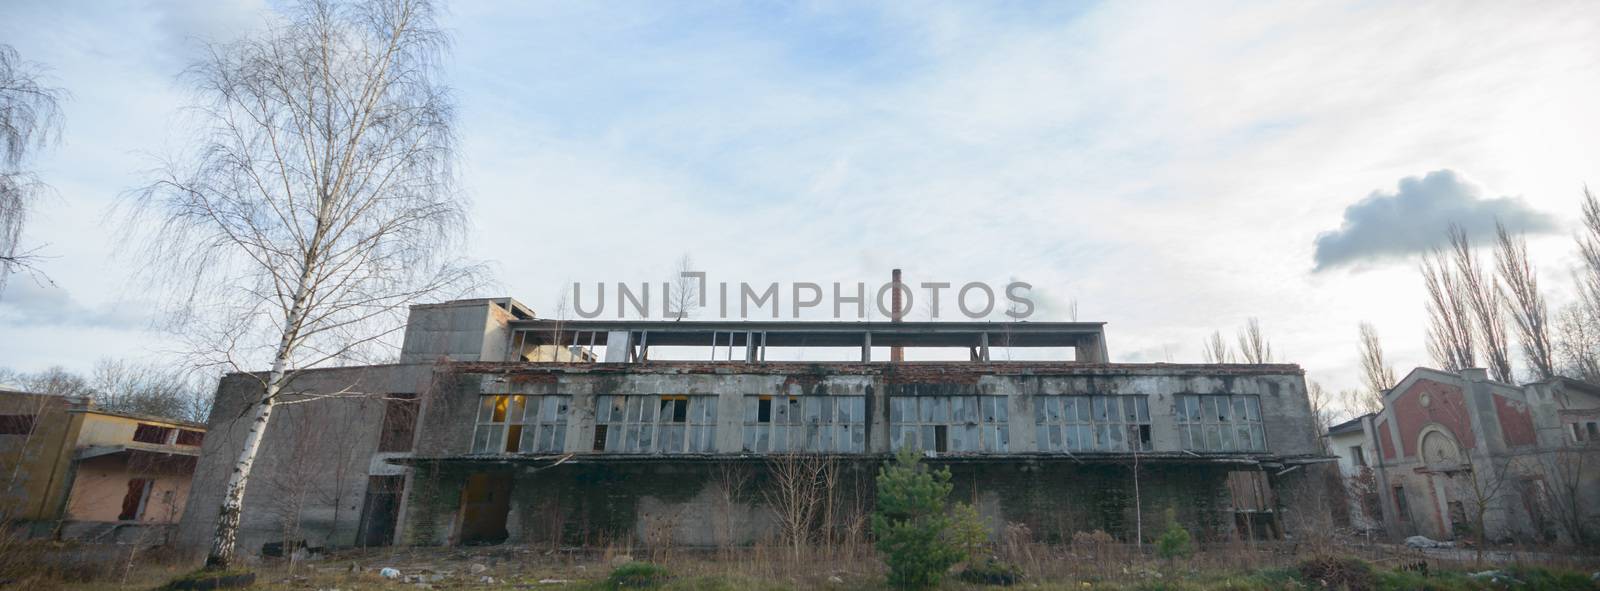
[1296,555,1375,591]
[1373,570,1483,591]
[607,562,670,589]
[1499,566,1599,591]
[872,447,967,590]
[956,558,1023,586]
[1155,507,1193,560]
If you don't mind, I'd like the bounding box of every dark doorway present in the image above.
[356,475,405,546]
[119,478,151,520]
[458,472,512,545]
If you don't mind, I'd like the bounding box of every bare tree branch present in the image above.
[1201,330,1232,364]
[1493,222,1553,381]
[1236,317,1273,364]
[1356,322,1393,414]
[121,0,482,569]
[0,44,66,295]
[1422,239,1477,372]
[1449,225,1514,382]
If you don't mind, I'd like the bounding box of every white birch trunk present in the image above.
[205,290,309,569]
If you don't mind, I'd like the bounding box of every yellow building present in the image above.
[0,390,204,539]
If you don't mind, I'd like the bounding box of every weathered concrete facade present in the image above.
[1,390,206,543]
[179,298,1334,557]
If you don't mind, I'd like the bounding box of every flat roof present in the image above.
[509,319,1106,348]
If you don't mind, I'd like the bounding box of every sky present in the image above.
[3,0,1600,411]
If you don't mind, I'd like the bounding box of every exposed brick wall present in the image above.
[1493,395,1537,447]
[1391,379,1474,458]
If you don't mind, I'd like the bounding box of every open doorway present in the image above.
[457,472,512,545]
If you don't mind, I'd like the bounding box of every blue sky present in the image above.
[3,0,1600,403]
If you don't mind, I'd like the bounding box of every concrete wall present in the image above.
[399,299,523,364]
[445,365,1320,457]
[398,363,1321,547]
[0,392,83,521]
[176,364,439,557]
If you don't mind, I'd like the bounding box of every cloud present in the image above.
[0,280,149,329]
[1311,170,1559,271]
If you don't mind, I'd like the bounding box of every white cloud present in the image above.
[1312,170,1559,271]
[2,0,1600,406]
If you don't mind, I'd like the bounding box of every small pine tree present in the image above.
[1155,506,1193,560]
[873,447,967,590]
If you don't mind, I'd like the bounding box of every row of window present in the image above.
[742,395,867,453]
[1176,395,1266,452]
[468,394,1269,455]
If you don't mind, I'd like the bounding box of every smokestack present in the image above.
[891,268,904,362]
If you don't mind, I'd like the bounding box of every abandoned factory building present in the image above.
[176,297,1333,555]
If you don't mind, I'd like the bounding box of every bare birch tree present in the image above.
[1422,243,1477,372]
[1201,330,1232,364]
[0,44,65,293]
[1356,322,1394,413]
[1493,223,1554,381]
[1448,226,1514,382]
[125,0,479,569]
[1236,317,1273,364]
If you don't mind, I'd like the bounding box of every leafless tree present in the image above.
[0,44,65,294]
[666,253,698,321]
[1422,242,1477,372]
[1236,317,1273,364]
[1494,223,1554,381]
[1555,303,1600,382]
[1201,330,1232,364]
[1306,381,1337,451]
[711,462,751,556]
[0,365,93,398]
[1445,226,1514,382]
[1565,188,1600,380]
[124,0,481,569]
[1356,322,1394,413]
[90,358,214,422]
[1577,188,1600,315]
[1546,439,1597,546]
[763,452,832,561]
[1461,454,1521,564]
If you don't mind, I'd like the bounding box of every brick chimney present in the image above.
[891,268,904,362]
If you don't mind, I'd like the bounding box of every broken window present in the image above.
[743,394,865,453]
[594,394,716,453]
[470,395,570,454]
[132,423,174,444]
[1033,396,1149,452]
[1175,394,1266,452]
[0,414,36,435]
[890,396,1009,454]
[377,394,418,452]
[175,429,205,447]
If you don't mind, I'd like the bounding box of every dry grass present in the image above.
[0,534,1587,590]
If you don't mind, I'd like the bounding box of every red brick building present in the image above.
[1347,368,1600,544]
